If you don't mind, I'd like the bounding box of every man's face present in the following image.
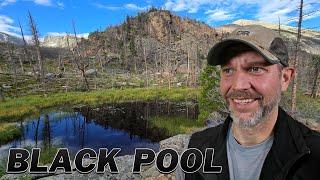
[220,51,283,128]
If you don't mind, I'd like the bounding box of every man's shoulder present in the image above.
[289,116,320,154]
[188,122,225,148]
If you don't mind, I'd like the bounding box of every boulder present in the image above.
[45,73,55,79]
[85,69,98,77]
[2,84,12,89]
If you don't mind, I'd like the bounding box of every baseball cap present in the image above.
[207,25,289,67]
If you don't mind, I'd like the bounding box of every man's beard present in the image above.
[227,89,281,128]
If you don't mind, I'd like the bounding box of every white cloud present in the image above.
[93,3,120,10]
[1,0,64,8]
[33,0,52,6]
[0,0,16,7]
[205,9,236,22]
[124,3,151,11]
[94,3,150,11]
[0,14,21,37]
[164,0,213,13]
[163,0,320,25]
[57,1,64,9]
[254,0,298,24]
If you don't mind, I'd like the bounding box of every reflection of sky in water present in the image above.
[0,111,159,158]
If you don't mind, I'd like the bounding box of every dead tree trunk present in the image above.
[72,21,90,91]
[0,87,4,101]
[19,20,36,76]
[28,11,45,93]
[311,68,319,98]
[311,55,320,98]
[278,16,281,36]
[6,42,17,96]
[143,42,148,87]
[291,0,303,112]
[187,45,190,87]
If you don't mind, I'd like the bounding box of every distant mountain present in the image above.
[42,34,88,48]
[232,19,320,39]
[233,19,320,55]
[215,19,320,55]
[81,8,219,72]
[0,32,24,45]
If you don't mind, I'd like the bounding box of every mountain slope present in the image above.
[0,32,24,45]
[81,9,219,72]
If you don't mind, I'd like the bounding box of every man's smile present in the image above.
[229,98,261,113]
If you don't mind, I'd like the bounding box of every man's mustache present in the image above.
[226,90,263,99]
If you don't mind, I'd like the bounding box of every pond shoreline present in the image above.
[0,87,199,122]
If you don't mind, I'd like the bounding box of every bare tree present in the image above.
[19,19,36,76]
[28,11,45,89]
[311,54,320,98]
[0,86,4,101]
[71,20,90,91]
[142,39,149,87]
[187,44,190,87]
[291,0,303,112]
[278,16,281,36]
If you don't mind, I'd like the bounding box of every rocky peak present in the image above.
[42,34,88,48]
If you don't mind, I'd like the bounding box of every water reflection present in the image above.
[0,101,198,157]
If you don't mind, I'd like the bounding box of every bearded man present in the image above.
[178,25,320,180]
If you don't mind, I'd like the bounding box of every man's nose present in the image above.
[232,71,251,90]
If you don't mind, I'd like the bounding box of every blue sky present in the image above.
[1,0,320,38]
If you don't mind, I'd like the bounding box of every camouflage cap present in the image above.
[207,25,289,67]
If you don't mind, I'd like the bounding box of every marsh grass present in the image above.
[281,91,320,122]
[0,123,21,144]
[0,146,60,177]
[149,116,203,136]
[24,146,59,165]
[0,87,199,122]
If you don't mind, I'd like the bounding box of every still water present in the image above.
[0,101,198,157]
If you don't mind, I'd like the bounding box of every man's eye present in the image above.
[248,67,264,73]
[222,68,234,75]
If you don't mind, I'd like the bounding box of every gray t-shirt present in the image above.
[227,127,274,180]
[175,126,273,180]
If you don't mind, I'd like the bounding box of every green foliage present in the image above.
[280,91,320,122]
[0,158,6,177]
[39,147,59,165]
[150,116,202,136]
[24,145,59,165]
[311,54,320,69]
[148,7,158,13]
[0,123,21,144]
[129,39,137,56]
[199,65,225,117]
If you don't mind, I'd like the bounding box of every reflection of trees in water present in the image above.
[75,101,199,142]
[42,114,51,149]
[34,117,40,147]
[80,116,86,148]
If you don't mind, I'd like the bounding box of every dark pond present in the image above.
[0,101,199,157]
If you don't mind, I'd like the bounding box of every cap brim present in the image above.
[207,38,280,66]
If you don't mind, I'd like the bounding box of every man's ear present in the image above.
[281,67,295,91]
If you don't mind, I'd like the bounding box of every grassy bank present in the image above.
[0,87,199,122]
[281,91,320,122]
[0,123,21,144]
[150,116,203,135]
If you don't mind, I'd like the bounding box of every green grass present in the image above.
[0,146,59,178]
[281,91,320,122]
[0,123,21,144]
[0,87,199,122]
[149,116,203,136]
[24,145,60,165]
